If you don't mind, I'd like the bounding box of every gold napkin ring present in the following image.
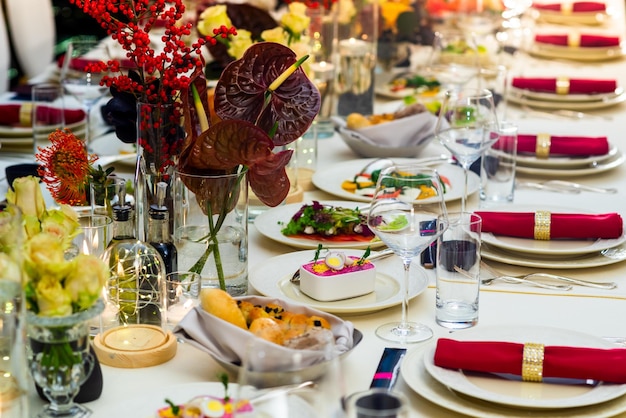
[556,77,570,95]
[534,211,551,240]
[19,103,33,127]
[522,342,545,382]
[561,2,573,14]
[535,133,551,158]
[568,33,581,47]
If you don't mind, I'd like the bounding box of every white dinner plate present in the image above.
[0,118,87,142]
[90,132,137,166]
[254,200,384,250]
[311,160,479,204]
[515,142,617,169]
[421,325,626,409]
[527,42,626,61]
[532,9,611,25]
[509,86,624,103]
[515,149,625,177]
[401,329,626,417]
[249,249,427,314]
[480,204,626,256]
[508,89,626,110]
[481,243,626,269]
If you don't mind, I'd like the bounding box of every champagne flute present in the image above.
[367,165,448,343]
[435,88,499,213]
[61,39,109,152]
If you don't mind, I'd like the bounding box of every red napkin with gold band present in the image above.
[533,1,606,12]
[0,104,85,127]
[434,338,626,384]
[474,211,623,239]
[517,134,609,156]
[535,34,620,47]
[511,77,617,94]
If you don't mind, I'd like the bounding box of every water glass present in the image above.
[480,122,518,206]
[163,271,201,330]
[344,388,409,418]
[436,212,482,329]
[31,83,65,157]
[71,214,112,259]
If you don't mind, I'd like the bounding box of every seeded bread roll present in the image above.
[200,288,247,330]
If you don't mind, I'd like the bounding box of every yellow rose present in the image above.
[261,27,288,44]
[337,0,357,24]
[0,253,23,283]
[40,206,80,248]
[228,30,253,59]
[35,275,73,317]
[197,5,233,36]
[281,2,311,37]
[23,233,69,280]
[65,254,109,310]
[0,204,25,261]
[6,175,45,238]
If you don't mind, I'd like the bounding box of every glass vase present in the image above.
[26,299,104,418]
[173,169,249,296]
[135,102,185,240]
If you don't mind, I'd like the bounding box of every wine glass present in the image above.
[61,39,109,152]
[435,88,499,213]
[367,165,448,343]
[423,30,479,92]
[234,329,345,417]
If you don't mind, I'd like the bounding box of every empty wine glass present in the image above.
[61,39,109,152]
[423,30,479,92]
[367,165,448,343]
[435,88,499,212]
[234,329,345,417]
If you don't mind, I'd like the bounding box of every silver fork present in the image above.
[481,262,616,290]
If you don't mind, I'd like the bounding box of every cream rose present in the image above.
[65,254,109,310]
[261,27,288,44]
[280,2,310,37]
[35,275,73,317]
[228,29,253,59]
[0,253,23,283]
[23,233,69,280]
[6,175,45,238]
[197,5,233,36]
[40,207,80,248]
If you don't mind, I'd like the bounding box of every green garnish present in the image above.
[356,247,371,265]
[165,399,179,416]
[380,215,409,231]
[313,244,325,263]
[218,372,230,402]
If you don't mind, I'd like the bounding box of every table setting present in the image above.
[1,0,626,417]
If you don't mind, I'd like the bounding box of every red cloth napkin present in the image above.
[511,77,617,94]
[434,338,626,384]
[0,104,85,127]
[517,134,609,156]
[535,34,621,47]
[57,55,135,71]
[533,1,606,12]
[474,211,623,239]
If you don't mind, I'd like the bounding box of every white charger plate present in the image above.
[480,204,626,256]
[249,249,427,314]
[515,149,625,177]
[516,142,617,169]
[508,90,626,110]
[312,159,479,204]
[528,42,626,61]
[481,243,626,269]
[420,325,626,409]
[532,9,611,25]
[254,200,383,250]
[90,133,137,166]
[509,86,623,103]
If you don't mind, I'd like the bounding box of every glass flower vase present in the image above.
[135,102,185,240]
[26,299,104,418]
[173,169,249,296]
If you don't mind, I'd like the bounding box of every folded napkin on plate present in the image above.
[57,55,135,71]
[434,338,626,384]
[475,211,623,240]
[511,77,617,94]
[0,104,85,127]
[517,134,609,156]
[174,295,355,367]
[535,34,621,47]
[533,1,606,12]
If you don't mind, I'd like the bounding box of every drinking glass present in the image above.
[423,31,479,92]
[60,40,109,152]
[234,329,345,417]
[435,88,499,213]
[367,165,448,343]
[31,83,65,158]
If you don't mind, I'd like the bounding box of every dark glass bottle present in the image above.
[147,182,177,275]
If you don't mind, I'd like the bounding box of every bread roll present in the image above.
[200,288,247,330]
[249,317,285,345]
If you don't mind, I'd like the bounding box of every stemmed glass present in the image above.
[60,40,109,152]
[435,88,499,212]
[367,165,448,343]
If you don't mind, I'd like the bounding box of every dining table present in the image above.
[3,1,626,416]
